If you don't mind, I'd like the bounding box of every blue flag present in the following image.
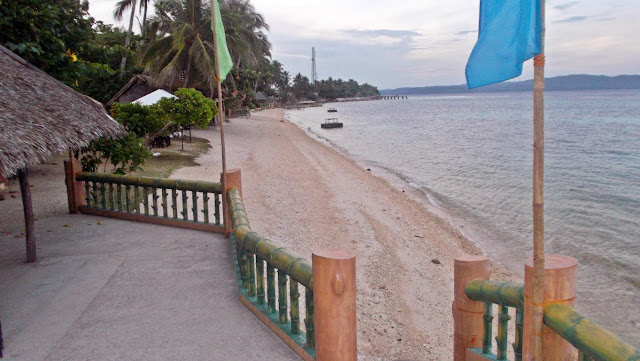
[465,0,542,89]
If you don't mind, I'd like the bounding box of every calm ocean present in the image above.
[286,89,640,344]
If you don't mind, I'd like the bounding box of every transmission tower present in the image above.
[311,47,318,83]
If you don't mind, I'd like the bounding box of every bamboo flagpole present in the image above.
[531,0,546,359]
[211,0,227,185]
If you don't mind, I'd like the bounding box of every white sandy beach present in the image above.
[0,108,514,360]
[173,108,514,360]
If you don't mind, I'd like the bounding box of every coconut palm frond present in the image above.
[113,0,136,21]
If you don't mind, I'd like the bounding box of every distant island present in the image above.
[380,74,640,95]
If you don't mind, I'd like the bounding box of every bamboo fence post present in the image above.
[64,159,77,213]
[523,255,577,360]
[221,169,242,235]
[453,256,490,361]
[312,249,357,361]
[18,168,36,263]
[530,0,547,359]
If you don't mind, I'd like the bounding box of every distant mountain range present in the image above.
[380,75,640,95]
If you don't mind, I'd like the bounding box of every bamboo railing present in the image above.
[544,304,640,361]
[465,280,524,361]
[227,186,315,360]
[454,257,639,361]
[71,171,224,233]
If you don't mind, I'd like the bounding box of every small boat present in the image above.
[327,108,338,113]
[321,118,343,129]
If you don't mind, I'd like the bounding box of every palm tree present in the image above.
[114,0,138,77]
[139,0,273,96]
[220,0,271,69]
[115,0,152,36]
[139,0,217,91]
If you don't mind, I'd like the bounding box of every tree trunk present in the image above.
[18,168,36,263]
[142,1,148,37]
[145,121,174,148]
[183,53,192,88]
[119,0,138,79]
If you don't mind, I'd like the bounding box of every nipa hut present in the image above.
[0,45,125,263]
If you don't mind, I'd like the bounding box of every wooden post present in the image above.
[221,169,242,235]
[531,1,547,359]
[64,157,85,213]
[18,168,36,263]
[523,254,577,361]
[313,249,357,361]
[453,256,490,361]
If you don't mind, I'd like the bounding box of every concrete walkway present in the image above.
[0,214,300,361]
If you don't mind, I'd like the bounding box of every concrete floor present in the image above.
[0,213,300,361]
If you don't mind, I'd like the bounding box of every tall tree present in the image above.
[139,0,217,91]
[0,0,93,80]
[220,0,270,68]
[114,0,138,77]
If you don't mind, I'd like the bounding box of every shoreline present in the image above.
[286,110,520,277]
[172,108,514,360]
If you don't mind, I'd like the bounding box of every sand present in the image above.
[0,108,514,360]
[173,108,514,360]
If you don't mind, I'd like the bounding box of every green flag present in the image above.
[212,0,233,81]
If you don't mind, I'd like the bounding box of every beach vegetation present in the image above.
[110,102,168,138]
[2,0,380,111]
[156,87,218,130]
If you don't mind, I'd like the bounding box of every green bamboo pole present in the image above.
[305,288,315,348]
[278,271,288,324]
[143,187,149,215]
[192,190,198,222]
[152,188,159,216]
[171,189,178,219]
[116,184,122,211]
[84,181,91,207]
[248,252,256,297]
[531,0,546,359]
[100,183,106,209]
[256,257,265,304]
[134,185,140,214]
[241,251,249,290]
[181,190,188,221]
[92,180,99,206]
[267,263,276,313]
[497,305,510,360]
[125,185,131,213]
[483,302,494,354]
[214,192,221,225]
[514,307,524,361]
[162,188,168,217]
[203,192,209,223]
[290,280,300,334]
[109,183,114,210]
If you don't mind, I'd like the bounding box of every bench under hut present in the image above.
[0,45,125,263]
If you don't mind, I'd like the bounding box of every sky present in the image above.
[88,0,640,89]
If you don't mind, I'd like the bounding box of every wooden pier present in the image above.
[380,95,408,100]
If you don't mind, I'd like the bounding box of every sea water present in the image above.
[286,89,640,344]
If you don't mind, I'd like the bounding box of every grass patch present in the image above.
[134,136,211,178]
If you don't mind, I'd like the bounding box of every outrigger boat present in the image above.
[327,108,337,112]
[321,118,343,129]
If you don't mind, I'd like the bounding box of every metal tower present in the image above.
[311,47,318,83]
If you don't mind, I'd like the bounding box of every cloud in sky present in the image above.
[88,0,640,89]
[554,1,581,11]
[554,15,590,23]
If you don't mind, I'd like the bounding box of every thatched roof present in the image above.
[0,45,125,178]
[106,74,155,106]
